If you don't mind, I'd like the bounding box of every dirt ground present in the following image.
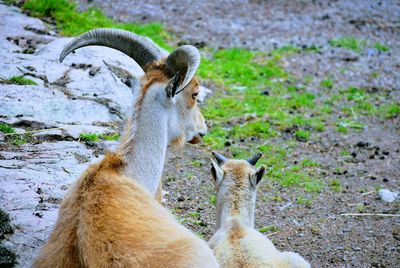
[74,1,400,267]
[1,0,399,267]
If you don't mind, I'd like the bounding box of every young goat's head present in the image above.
[60,28,207,147]
[210,152,266,228]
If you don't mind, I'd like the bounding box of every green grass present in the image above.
[374,42,389,53]
[209,195,217,205]
[9,134,29,145]
[22,0,171,50]
[0,123,30,145]
[329,37,365,53]
[3,76,38,85]
[188,212,200,219]
[258,225,278,234]
[378,103,400,119]
[356,204,365,213]
[336,119,364,133]
[0,123,16,134]
[300,159,319,167]
[297,196,313,206]
[295,130,310,141]
[79,132,99,142]
[19,0,398,199]
[320,79,333,89]
[329,179,342,192]
[79,132,120,142]
[199,48,287,89]
[101,133,120,141]
[191,160,203,167]
[270,45,300,56]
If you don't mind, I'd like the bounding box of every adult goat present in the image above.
[33,28,218,268]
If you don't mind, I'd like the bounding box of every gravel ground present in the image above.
[75,1,400,267]
[1,0,399,267]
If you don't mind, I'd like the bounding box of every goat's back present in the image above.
[209,220,310,268]
[33,153,218,268]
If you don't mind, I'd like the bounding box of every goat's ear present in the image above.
[210,157,224,186]
[250,165,266,188]
[166,72,181,98]
[103,60,139,94]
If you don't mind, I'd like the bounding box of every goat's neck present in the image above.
[216,193,256,230]
[117,88,168,196]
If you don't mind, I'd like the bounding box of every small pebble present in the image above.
[383,178,389,182]
[378,189,398,202]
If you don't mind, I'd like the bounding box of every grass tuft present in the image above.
[373,42,389,53]
[258,225,278,234]
[22,0,171,50]
[1,75,38,85]
[329,179,342,192]
[79,132,120,142]
[320,79,333,89]
[0,123,16,134]
[329,37,365,53]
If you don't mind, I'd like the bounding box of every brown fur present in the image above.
[209,159,310,268]
[119,61,170,155]
[228,220,249,268]
[155,180,163,204]
[222,161,252,215]
[33,153,215,267]
[119,60,204,155]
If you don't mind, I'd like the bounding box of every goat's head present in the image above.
[60,28,207,147]
[210,152,265,228]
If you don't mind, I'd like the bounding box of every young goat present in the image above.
[33,28,218,267]
[208,152,310,268]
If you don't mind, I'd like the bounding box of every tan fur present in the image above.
[34,60,216,267]
[222,161,253,215]
[209,159,310,268]
[155,179,163,204]
[34,153,218,267]
[119,60,205,155]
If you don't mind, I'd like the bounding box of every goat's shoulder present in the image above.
[73,153,215,267]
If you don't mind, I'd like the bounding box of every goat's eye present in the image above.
[192,93,198,100]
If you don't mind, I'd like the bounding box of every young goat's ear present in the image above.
[166,72,181,98]
[210,157,224,186]
[250,165,266,188]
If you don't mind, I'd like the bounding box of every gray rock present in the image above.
[32,129,64,141]
[329,48,359,62]
[0,141,99,267]
[0,85,119,125]
[59,124,114,140]
[378,189,398,203]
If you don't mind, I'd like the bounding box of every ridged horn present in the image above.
[212,151,227,165]
[166,45,200,92]
[247,153,262,165]
[59,28,162,69]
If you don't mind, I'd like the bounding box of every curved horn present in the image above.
[212,151,227,165]
[166,45,200,92]
[59,28,162,69]
[247,153,262,165]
